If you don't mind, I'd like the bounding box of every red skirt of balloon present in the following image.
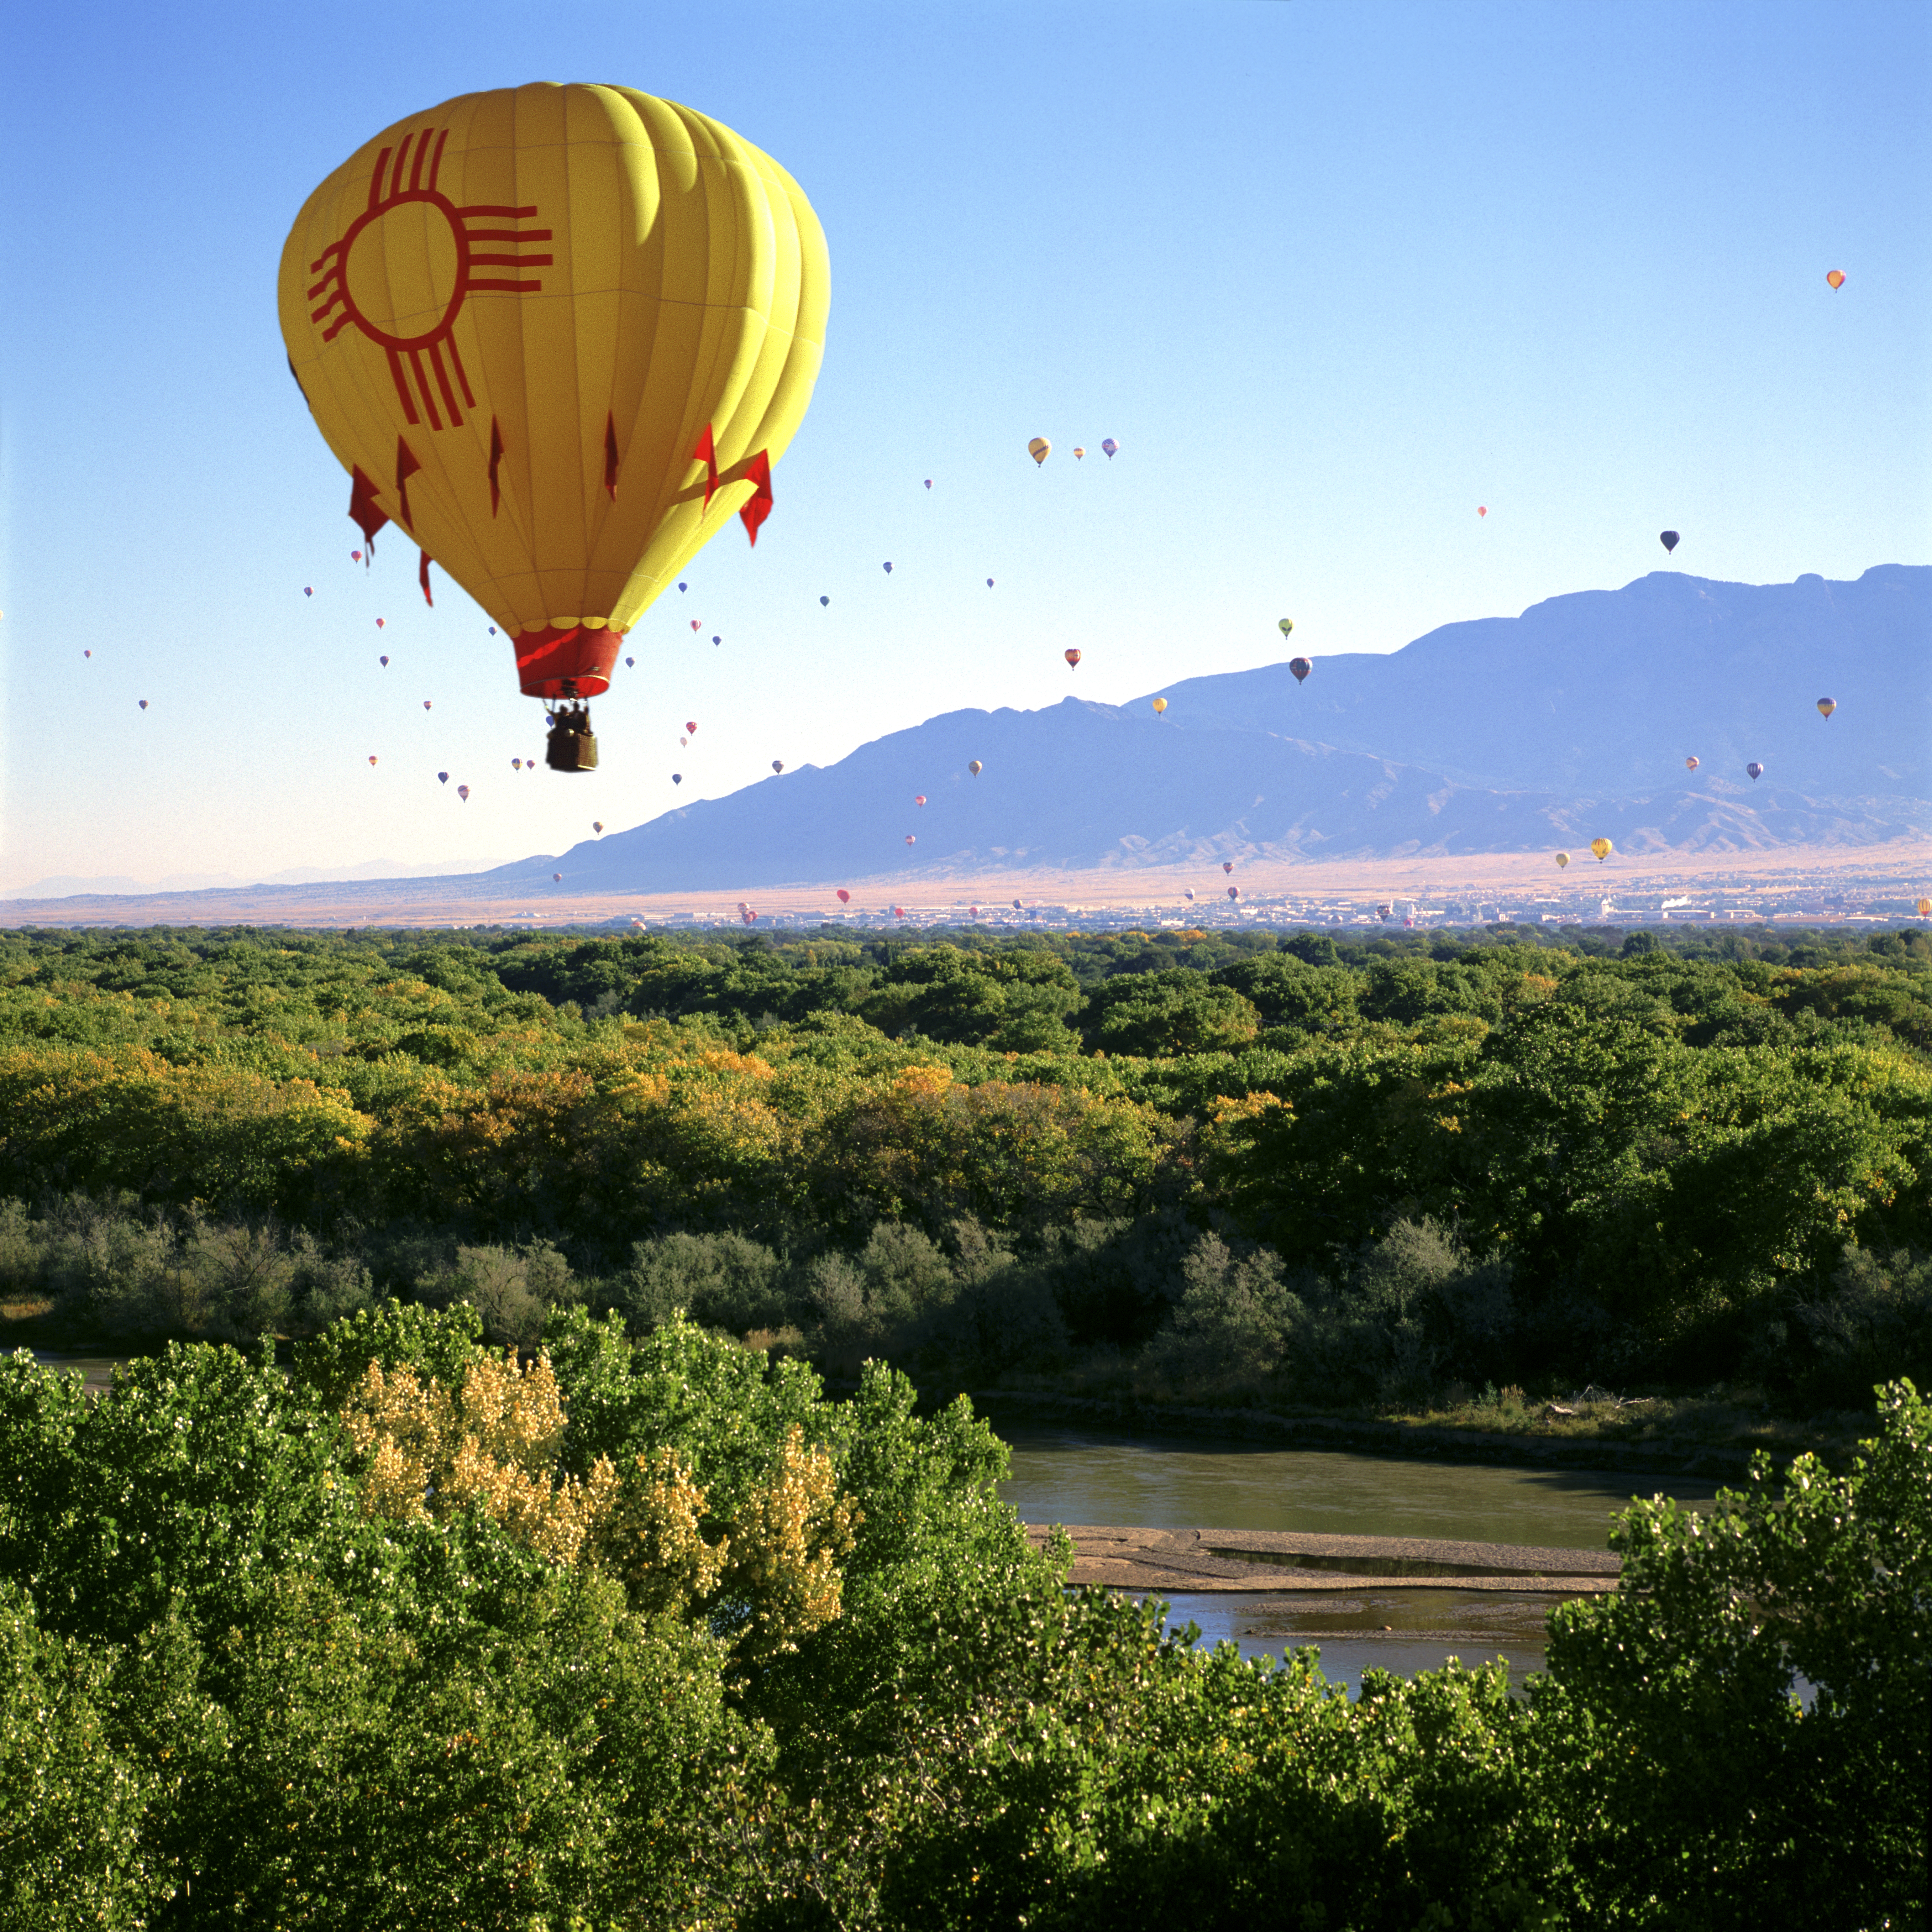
[513,624,625,699]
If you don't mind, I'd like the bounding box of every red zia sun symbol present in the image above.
[306,127,552,431]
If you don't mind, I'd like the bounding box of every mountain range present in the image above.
[9,566,1927,912]
[481,566,1928,896]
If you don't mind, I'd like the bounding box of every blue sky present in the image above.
[2,0,1926,890]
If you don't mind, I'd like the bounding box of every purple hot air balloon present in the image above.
[672,773,682,784]
[1747,761,1765,780]
[819,595,829,607]
[625,656,635,668]
[1227,886,1239,901]
[379,655,388,667]
[457,784,469,802]
[772,759,784,775]
[678,582,687,592]
[883,561,893,574]
[138,699,148,710]
[986,577,994,589]
[304,586,313,597]
[437,772,449,785]
[1660,530,1681,553]
[924,478,932,489]
[1101,438,1119,458]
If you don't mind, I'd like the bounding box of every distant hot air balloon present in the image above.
[1660,531,1680,553]
[924,479,932,489]
[1184,889,1195,902]
[905,834,915,846]
[883,561,893,574]
[457,784,470,801]
[1555,851,1570,868]
[1826,269,1845,289]
[686,721,697,734]
[625,656,634,668]
[1227,886,1239,901]
[680,736,687,747]
[83,650,90,658]
[1012,899,1021,909]
[712,635,720,646]
[1065,649,1082,668]
[672,773,682,784]
[1685,756,1700,770]
[1817,698,1837,719]
[593,821,603,834]
[1591,838,1613,861]
[914,794,926,806]
[1278,619,1294,639]
[488,626,497,635]
[1152,697,1168,714]
[1101,438,1118,458]
[422,700,432,710]
[1073,446,1085,460]
[836,888,851,903]
[1917,897,1931,917]
[1747,761,1764,780]
[304,586,313,596]
[678,582,687,593]
[820,595,829,607]
[893,906,904,919]
[690,620,700,632]
[1289,657,1312,684]
[138,699,148,710]
[969,904,980,917]
[1477,506,1486,517]
[379,655,389,666]
[968,760,982,776]
[986,578,994,589]
[438,772,449,784]
[1028,437,1050,466]
[1223,861,1234,875]
[368,755,378,766]
[513,758,522,768]
[772,760,784,774]
[553,873,562,883]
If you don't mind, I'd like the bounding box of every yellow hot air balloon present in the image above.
[279,84,829,767]
[1590,838,1613,862]
[1554,851,1570,868]
[1028,437,1051,467]
[1816,697,1837,719]
[1278,618,1293,639]
[1152,697,1167,714]
[1918,897,1931,917]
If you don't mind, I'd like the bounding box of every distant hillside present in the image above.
[489,566,1930,894]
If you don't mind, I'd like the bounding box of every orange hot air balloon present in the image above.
[280,84,828,748]
[1590,838,1613,862]
[836,888,850,903]
[1152,697,1167,714]
[1826,269,1845,289]
[1685,756,1700,770]
[1477,505,1487,516]
[1072,446,1085,460]
[1064,649,1081,668]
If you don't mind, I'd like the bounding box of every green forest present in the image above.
[0,922,1926,1926]
[4,922,1930,1415]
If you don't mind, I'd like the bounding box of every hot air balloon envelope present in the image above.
[1027,437,1050,466]
[882,561,893,574]
[592,820,603,833]
[1064,649,1081,668]
[368,755,378,766]
[304,586,313,595]
[968,760,982,776]
[1477,506,1486,517]
[1227,886,1238,900]
[457,784,469,801]
[771,759,783,774]
[513,758,522,768]
[1591,838,1613,861]
[914,794,926,806]
[553,873,562,882]
[1817,698,1837,719]
[279,84,829,706]
[1685,756,1699,770]
[1918,898,1931,917]
[819,595,829,607]
[1555,851,1570,868]
[1747,761,1764,780]
[438,772,449,784]
[905,834,915,845]
[1826,269,1845,289]
[836,888,850,903]
[1152,697,1167,714]
[1072,447,1085,459]
[1278,618,1294,638]
[1660,530,1680,553]
[1289,657,1312,684]
[672,773,682,784]
[1101,438,1118,457]
[1223,861,1234,875]
[686,720,697,734]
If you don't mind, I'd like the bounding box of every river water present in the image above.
[995,1419,1722,1694]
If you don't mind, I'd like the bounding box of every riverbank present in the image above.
[960,1381,1861,1479]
